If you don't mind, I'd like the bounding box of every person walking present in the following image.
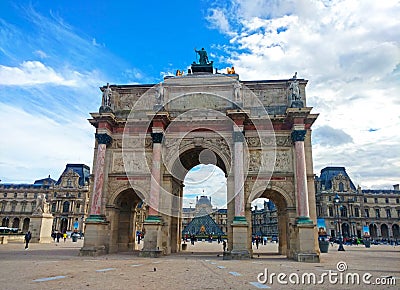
[24,231,32,250]
[223,240,227,252]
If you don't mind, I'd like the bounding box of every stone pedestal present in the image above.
[139,216,163,258]
[293,223,320,263]
[80,220,109,256]
[30,213,53,243]
[224,217,250,260]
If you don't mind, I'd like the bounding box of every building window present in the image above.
[374,197,378,203]
[3,193,7,198]
[339,182,344,192]
[328,207,333,217]
[375,209,380,218]
[67,179,72,187]
[354,207,360,217]
[386,209,391,218]
[385,198,389,204]
[396,198,399,204]
[328,196,332,201]
[52,203,56,212]
[21,203,26,212]
[398,210,400,218]
[364,208,370,218]
[54,192,57,198]
[24,192,27,198]
[364,197,367,203]
[14,192,17,198]
[34,193,38,199]
[63,201,70,213]
[340,206,347,217]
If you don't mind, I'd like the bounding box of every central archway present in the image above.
[166,143,232,254]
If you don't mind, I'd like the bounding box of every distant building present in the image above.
[251,200,278,238]
[315,167,400,241]
[0,164,90,234]
[182,195,227,235]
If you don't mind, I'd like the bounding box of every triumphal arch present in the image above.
[81,54,320,262]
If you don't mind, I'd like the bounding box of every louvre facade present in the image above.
[315,167,400,241]
[0,164,90,234]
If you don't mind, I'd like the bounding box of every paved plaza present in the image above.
[0,239,399,289]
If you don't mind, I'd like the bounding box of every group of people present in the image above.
[51,231,67,243]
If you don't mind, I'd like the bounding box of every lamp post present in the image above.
[334,193,345,251]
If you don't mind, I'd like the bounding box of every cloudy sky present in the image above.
[1,1,399,209]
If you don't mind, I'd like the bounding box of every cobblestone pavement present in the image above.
[0,239,399,289]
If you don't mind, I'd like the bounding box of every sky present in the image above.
[0,1,399,209]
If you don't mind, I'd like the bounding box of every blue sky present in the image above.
[1,1,400,209]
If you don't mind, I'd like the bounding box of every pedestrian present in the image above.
[223,240,227,252]
[56,232,61,243]
[256,237,259,249]
[24,231,32,250]
[63,232,67,242]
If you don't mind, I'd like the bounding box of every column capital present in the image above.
[291,130,306,142]
[233,131,245,142]
[151,132,163,143]
[95,133,113,145]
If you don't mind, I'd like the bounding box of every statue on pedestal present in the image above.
[99,83,113,113]
[33,193,50,215]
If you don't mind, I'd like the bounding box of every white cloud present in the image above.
[206,0,400,189]
[206,8,233,35]
[0,61,77,86]
[33,50,48,59]
[0,103,94,183]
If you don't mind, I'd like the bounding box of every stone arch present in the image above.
[108,183,147,207]
[165,145,230,254]
[22,218,30,232]
[381,224,389,239]
[342,222,350,238]
[164,136,231,183]
[369,223,378,239]
[392,224,399,239]
[106,187,144,253]
[12,217,20,229]
[248,185,295,257]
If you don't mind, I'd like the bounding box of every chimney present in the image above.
[394,184,399,191]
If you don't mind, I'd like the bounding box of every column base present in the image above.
[294,253,320,263]
[223,250,251,260]
[80,246,107,257]
[138,249,163,258]
[141,216,164,257]
[292,222,320,263]
[80,219,109,257]
[227,217,250,260]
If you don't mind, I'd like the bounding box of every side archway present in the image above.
[248,185,296,257]
[106,188,144,253]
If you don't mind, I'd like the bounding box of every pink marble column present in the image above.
[148,132,163,216]
[89,133,112,216]
[233,131,245,217]
[291,130,310,219]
